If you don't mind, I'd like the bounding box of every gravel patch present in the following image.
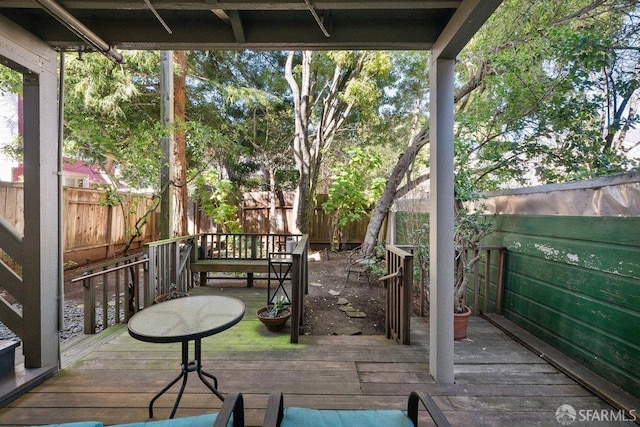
[0,300,122,343]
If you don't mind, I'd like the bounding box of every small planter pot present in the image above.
[153,293,189,304]
[453,305,471,340]
[256,306,291,332]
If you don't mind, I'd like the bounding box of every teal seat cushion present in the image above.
[281,408,414,427]
[116,413,219,427]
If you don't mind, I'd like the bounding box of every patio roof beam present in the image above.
[34,0,123,63]
[8,1,462,11]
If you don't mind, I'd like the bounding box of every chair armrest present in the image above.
[262,391,285,427]
[407,391,451,427]
[213,392,244,427]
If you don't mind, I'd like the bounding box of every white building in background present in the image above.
[0,91,19,182]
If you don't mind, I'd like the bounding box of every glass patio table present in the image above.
[127,295,245,419]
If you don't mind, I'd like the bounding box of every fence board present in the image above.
[0,183,159,264]
[1,183,362,264]
[0,183,24,233]
[483,215,640,399]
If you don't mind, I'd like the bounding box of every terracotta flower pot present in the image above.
[153,292,189,304]
[256,306,291,332]
[453,305,471,340]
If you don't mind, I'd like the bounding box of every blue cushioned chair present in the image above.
[36,392,244,427]
[262,391,450,427]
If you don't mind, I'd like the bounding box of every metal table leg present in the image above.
[148,339,223,419]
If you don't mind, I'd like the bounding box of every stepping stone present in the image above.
[328,289,340,296]
[339,305,357,312]
[310,282,323,287]
[332,327,363,336]
[337,298,349,305]
[345,310,367,318]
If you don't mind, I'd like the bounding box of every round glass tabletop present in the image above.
[127,295,245,343]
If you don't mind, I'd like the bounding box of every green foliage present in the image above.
[0,65,22,94]
[0,136,23,162]
[193,171,241,233]
[453,205,495,313]
[323,147,385,249]
[454,0,639,190]
[264,296,290,318]
[64,52,164,190]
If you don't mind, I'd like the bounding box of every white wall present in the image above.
[0,91,19,182]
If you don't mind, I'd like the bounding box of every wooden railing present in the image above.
[289,234,309,344]
[72,233,309,343]
[381,245,414,345]
[468,245,507,315]
[145,235,196,306]
[71,253,148,334]
[194,233,296,261]
[0,215,23,339]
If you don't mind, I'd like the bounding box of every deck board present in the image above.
[0,286,635,426]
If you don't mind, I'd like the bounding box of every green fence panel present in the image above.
[483,215,640,398]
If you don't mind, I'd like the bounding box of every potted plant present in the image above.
[256,297,291,332]
[453,204,494,339]
[154,283,189,304]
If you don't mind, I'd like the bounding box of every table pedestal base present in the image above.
[149,338,224,419]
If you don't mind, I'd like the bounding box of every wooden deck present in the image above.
[0,286,632,426]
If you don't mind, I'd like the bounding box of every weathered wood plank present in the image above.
[190,259,269,273]
[0,287,625,427]
[485,313,640,418]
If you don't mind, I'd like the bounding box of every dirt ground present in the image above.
[61,249,387,337]
[303,249,386,336]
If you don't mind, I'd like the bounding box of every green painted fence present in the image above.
[481,215,640,398]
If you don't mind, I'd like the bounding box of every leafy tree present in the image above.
[362,0,640,254]
[286,51,393,234]
[62,52,165,255]
[0,65,22,94]
[193,171,241,233]
[322,147,385,250]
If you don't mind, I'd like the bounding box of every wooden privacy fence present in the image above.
[381,245,414,345]
[241,192,368,247]
[0,183,364,266]
[0,183,158,265]
[482,215,640,399]
[467,245,507,315]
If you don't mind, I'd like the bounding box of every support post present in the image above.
[429,56,455,384]
[160,50,174,239]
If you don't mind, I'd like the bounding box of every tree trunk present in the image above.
[286,51,363,234]
[173,51,188,236]
[267,167,278,233]
[287,51,312,234]
[362,127,430,255]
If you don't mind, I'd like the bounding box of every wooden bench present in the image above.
[191,233,300,287]
[191,259,270,287]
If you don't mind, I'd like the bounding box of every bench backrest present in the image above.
[196,233,302,261]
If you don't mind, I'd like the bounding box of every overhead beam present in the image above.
[6,0,461,11]
[27,15,445,51]
[228,10,246,44]
[431,0,502,59]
